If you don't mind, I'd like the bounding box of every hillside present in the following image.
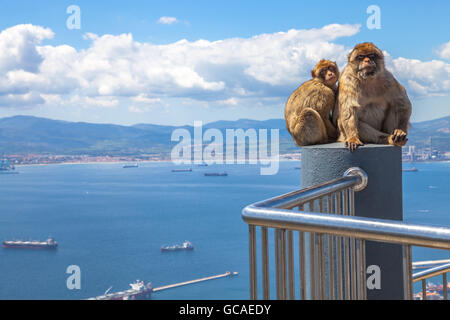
[0,115,448,156]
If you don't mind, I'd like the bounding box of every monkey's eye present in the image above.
[368,54,376,60]
[356,55,365,60]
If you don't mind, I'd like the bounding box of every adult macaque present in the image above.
[335,42,412,151]
[285,59,338,146]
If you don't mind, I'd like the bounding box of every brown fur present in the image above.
[285,60,339,146]
[335,42,412,151]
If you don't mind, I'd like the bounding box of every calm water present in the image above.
[0,161,449,299]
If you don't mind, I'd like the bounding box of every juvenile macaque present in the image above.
[335,42,412,151]
[285,59,338,146]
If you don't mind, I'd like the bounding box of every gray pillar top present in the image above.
[300,142,403,220]
[302,142,394,149]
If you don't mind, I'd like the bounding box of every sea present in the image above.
[0,161,449,300]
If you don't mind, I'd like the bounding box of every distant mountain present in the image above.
[407,116,450,150]
[0,115,448,155]
[0,116,173,155]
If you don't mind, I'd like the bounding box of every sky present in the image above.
[0,0,449,126]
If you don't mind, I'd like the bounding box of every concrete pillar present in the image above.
[300,142,404,299]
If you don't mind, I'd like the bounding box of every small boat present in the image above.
[402,167,418,172]
[0,159,18,174]
[161,240,194,252]
[204,172,228,177]
[197,163,208,167]
[171,168,192,172]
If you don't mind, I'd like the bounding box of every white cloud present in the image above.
[131,94,161,104]
[0,22,448,111]
[84,96,119,108]
[0,24,53,73]
[157,16,179,25]
[386,56,450,97]
[436,41,450,60]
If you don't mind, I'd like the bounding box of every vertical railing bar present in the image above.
[403,245,413,300]
[443,273,448,300]
[422,279,427,300]
[299,231,306,300]
[309,200,316,300]
[310,232,316,300]
[328,195,335,300]
[249,225,257,300]
[361,239,367,300]
[336,192,343,300]
[316,231,322,299]
[318,198,323,212]
[349,188,357,300]
[287,230,295,300]
[344,238,351,300]
[261,227,270,300]
[351,238,357,299]
[275,229,280,300]
[298,203,305,300]
[342,189,351,300]
[281,229,287,300]
[356,239,366,300]
[317,197,325,300]
[318,233,326,300]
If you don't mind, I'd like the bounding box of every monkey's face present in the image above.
[320,66,338,87]
[349,43,384,80]
[355,53,379,79]
[312,59,339,88]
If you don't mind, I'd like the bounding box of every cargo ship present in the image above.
[0,159,18,174]
[2,237,58,249]
[161,240,194,252]
[204,172,228,176]
[88,280,153,300]
[171,168,192,172]
[123,163,138,168]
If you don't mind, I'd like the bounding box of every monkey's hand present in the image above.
[388,129,408,146]
[345,136,364,152]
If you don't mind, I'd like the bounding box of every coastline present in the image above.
[15,158,304,168]
[13,158,450,168]
[15,159,174,168]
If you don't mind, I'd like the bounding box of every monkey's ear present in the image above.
[311,70,316,78]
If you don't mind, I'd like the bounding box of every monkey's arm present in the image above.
[339,105,364,151]
[337,85,364,151]
[387,81,412,146]
[393,83,412,132]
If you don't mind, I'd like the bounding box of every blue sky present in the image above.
[0,0,449,125]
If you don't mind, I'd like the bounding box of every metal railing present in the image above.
[241,167,450,300]
[413,261,450,300]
